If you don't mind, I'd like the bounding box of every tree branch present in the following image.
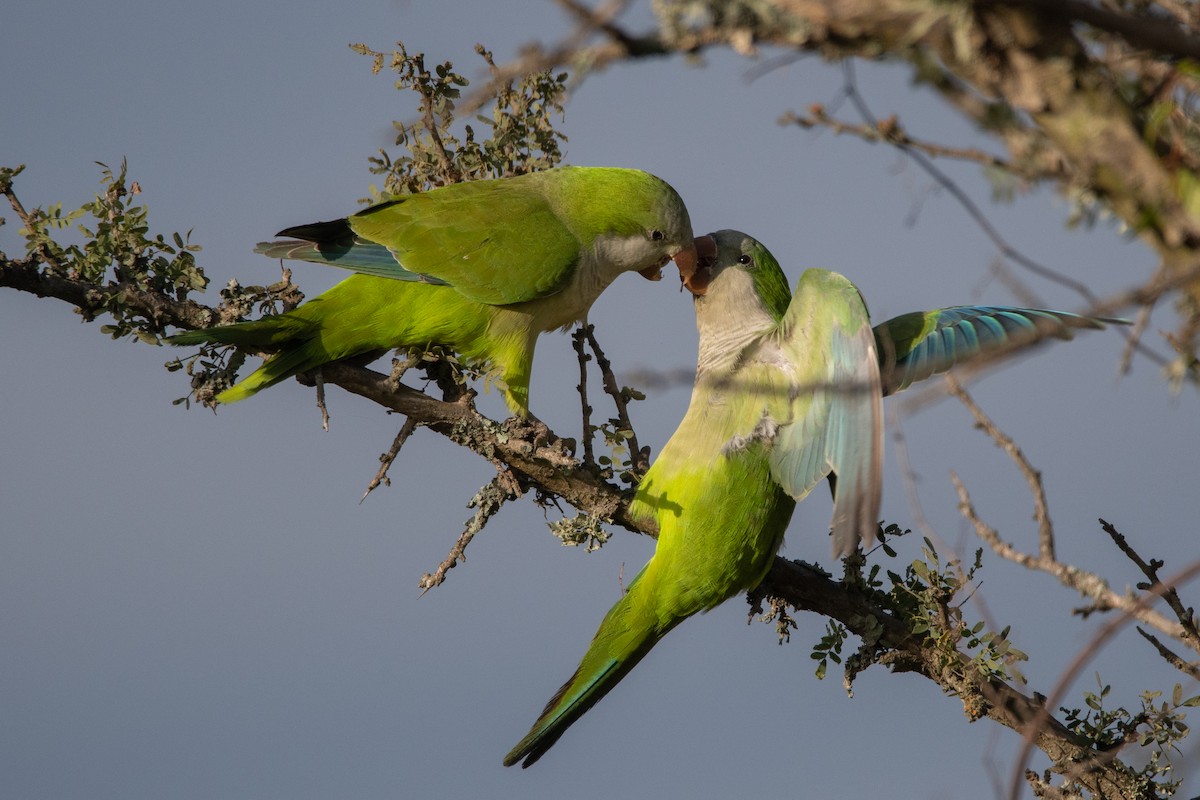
[0,255,217,329]
[757,557,1149,800]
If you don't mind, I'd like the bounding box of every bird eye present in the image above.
[650,229,665,241]
[737,254,752,265]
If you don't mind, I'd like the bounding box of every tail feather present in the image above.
[166,313,315,350]
[276,218,356,243]
[166,315,327,404]
[504,567,677,768]
[213,344,326,403]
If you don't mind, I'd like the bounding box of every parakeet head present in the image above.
[557,167,697,282]
[683,229,792,323]
[648,176,698,282]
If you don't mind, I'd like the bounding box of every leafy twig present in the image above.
[1004,559,1200,800]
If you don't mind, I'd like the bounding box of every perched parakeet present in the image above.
[504,229,1120,767]
[169,167,697,416]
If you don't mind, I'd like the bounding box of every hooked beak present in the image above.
[681,235,717,296]
[637,261,665,281]
[670,241,699,285]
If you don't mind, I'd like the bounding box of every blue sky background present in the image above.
[3,1,1198,797]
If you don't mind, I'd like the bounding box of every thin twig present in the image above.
[571,326,596,467]
[1135,626,1200,681]
[2,177,65,272]
[385,353,416,393]
[782,106,1031,178]
[553,0,634,48]
[1006,558,1200,800]
[315,370,330,431]
[839,61,1099,305]
[951,472,1187,644]
[1119,302,1155,377]
[583,324,649,475]
[361,417,421,503]
[888,409,947,553]
[418,468,523,593]
[1100,517,1200,647]
[413,54,461,184]
[946,376,1055,561]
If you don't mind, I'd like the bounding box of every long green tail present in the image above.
[167,315,337,404]
[504,564,679,768]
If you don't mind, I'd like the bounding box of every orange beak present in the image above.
[682,235,717,296]
[638,261,665,281]
[668,241,699,285]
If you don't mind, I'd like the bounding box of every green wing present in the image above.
[346,176,582,305]
[768,269,883,556]
[876,306,1121,396]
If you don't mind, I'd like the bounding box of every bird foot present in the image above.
[503,413,553,452]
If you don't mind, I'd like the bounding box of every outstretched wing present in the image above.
[876,306,1120,396]
[767,269,883,557]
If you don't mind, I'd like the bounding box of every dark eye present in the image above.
[650,229,665,241]
[737,254,752,265]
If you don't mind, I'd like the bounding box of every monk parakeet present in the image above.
[169,167,696,416]
[504,228,1120,767]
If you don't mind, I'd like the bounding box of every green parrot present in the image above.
[503,228,1121,767]
[168,167,696,416]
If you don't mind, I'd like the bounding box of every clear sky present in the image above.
[3,1,1198,798]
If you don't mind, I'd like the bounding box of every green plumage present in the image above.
[504,229,1123,767]
[505,230,882,767]
[168,167,695,415]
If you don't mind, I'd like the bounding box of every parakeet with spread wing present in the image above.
[504,228,1121,767]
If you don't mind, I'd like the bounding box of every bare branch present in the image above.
[583,323,649,476]
[571,325,597,467]
[362,417,421,502]
[1100,517,1200,649]
[781,105,1035,178]
[1135,626,1200,681]
[315,370,331,431]
[838,61,1101,307]
[951,473,1188,646]
[946,375,1055,561]
[419,467,524,592]
[317,361,650,536]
